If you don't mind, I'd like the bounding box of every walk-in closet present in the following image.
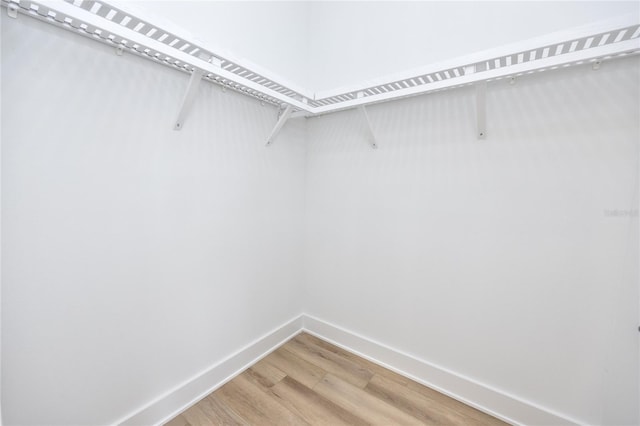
[1,1,639,425]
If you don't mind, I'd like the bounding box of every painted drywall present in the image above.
[303,57,640,424]
[1,12,306,426]
[307,1,640,91]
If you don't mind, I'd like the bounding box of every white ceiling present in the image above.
[125,1,639,92]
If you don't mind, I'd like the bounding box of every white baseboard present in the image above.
[302,314,580,426]
[117,315,304,426]
[115,313,580,426]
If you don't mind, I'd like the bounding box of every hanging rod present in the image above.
[3,0,640,118]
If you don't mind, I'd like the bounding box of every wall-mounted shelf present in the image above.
[3,0,640,120]
[307,16,640,114]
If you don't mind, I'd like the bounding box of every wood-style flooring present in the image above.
[165,333,508,426]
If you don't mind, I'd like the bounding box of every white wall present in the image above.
[1,13,306,426]
[303,57,640,425]
[307,1,640,91]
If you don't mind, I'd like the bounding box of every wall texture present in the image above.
[1,13,306,425]
[303,57,640,425]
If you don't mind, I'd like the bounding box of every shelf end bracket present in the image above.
[174,53,212,131]
[358,105,378,149]
[476,82,487,140]
[266,105,294,146]
[174,67,204,130]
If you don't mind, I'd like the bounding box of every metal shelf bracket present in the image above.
[266,105,293,146]
[358,105,378,149]
[476,82,487,140]
[174,53,213,130]
[174,68,204,130]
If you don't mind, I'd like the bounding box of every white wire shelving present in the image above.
[3,0,640,138]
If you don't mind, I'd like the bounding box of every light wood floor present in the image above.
[165,333,508,426]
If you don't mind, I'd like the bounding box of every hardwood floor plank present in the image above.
[163,413,191,426]
[298,332,506,425]
[313,373,423,425]
[283,336,373,388]
[181,395,246,426]
[215,371,310,425]
[263,347,326,389]
[365,373,503,425]
[269,376,370,426]
[386,377,507,425]
[296,332,398,380]
[250,358,287,386]
[363,361,504,425]
[180,405,216,426]
[243,366,279,390]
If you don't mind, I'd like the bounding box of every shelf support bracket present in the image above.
[476,82,487,140]
[358,105,378,149]
[266,105,293,146]
[174,67,204,130]
[174,53,214,130]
